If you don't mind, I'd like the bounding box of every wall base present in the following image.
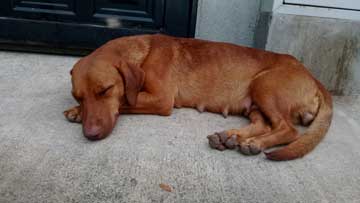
[265,14,360,95]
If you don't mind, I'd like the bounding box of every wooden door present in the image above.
[0,0,198,54]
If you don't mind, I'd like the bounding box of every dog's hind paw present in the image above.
[207,133,226,151]
[207,132,238,151]
[239,138,263,155]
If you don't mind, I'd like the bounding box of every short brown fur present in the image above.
[64,34,333,161]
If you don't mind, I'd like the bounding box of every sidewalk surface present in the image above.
[0,51,359,203]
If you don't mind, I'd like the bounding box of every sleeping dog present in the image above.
[64,34,332,161]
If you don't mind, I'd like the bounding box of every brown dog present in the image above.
[64,34,332,161]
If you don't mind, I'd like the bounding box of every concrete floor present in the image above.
[0,51,360,203]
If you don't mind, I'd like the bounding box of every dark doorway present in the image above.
[0,0,198,55]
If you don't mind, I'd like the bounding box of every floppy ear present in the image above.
[115,62,145,106]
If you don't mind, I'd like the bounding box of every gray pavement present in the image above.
[0,51,359,203]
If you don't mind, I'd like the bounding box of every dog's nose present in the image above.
[83,125,102,140]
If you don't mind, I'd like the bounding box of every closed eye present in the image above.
[98,85,114,96]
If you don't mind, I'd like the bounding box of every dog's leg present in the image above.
[239,120,299,155]
[120,91,174,116]
[237,75,300,155]
[207,109,271,151]
[63,106,82,123]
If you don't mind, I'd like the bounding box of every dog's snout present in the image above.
[83,124,102,140]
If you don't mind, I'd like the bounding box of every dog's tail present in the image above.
[265,81,333,161]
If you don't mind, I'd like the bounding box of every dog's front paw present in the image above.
[63,106,82,123]
[207,131,238,151]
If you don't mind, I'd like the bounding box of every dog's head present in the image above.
[70,57,145,140]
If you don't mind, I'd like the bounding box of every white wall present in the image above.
[266,14,360,95]
[195,0,261,47]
